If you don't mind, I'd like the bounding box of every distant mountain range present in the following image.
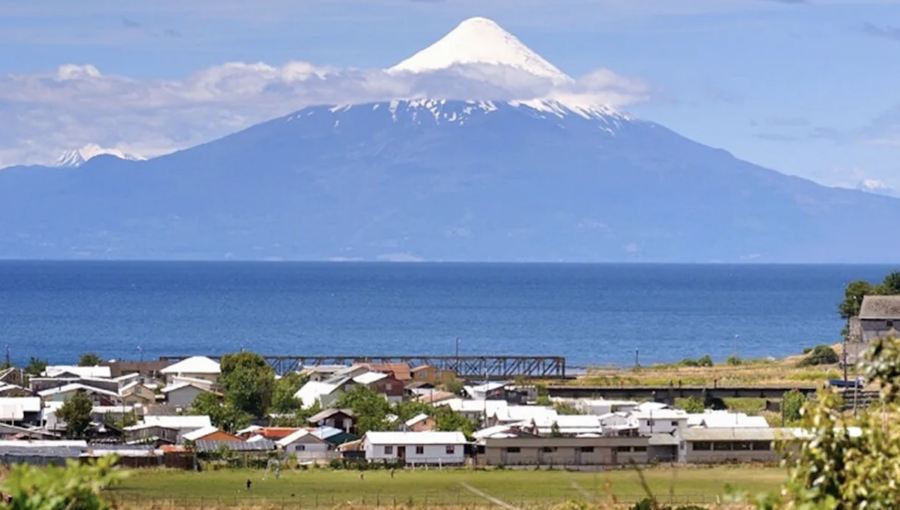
[0,18,898,262]
[55,144,145,168]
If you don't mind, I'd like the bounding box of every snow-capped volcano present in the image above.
[390,17,572,85]
[55,144,145,167]
[856,179,898,198]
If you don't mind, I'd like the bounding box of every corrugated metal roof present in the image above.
[364,431,467,445]
[160,356,221,375]
[648,434,680,446]
[195,439,276,452]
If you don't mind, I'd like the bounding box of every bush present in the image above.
[782,389,805,422]
[677,358,699,367]
[802,346,813,355]
[329,459,342,470]
[725,355,742,366]
[697,355,714,367]
[798,345,839,367]
[680,396,705,413]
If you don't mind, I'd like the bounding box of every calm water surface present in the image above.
[0,262,891,366]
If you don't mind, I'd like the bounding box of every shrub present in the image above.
[329,459,342,470]
[697,355,714,367]
[680,396,705,413]
[725,355,742,366]
[802,346,813,355]
[797,345,839,367]
[677,358,699,367]
[782,389,805,422]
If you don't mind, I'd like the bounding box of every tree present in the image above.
[219,351,275,418]
[680,396,705,414]
[740,335,900,508]
[781,389,805,423]
[0,456,125,510]
[797,345,839,367]
[432,405,476,439]
[697,355,714,367]
[270,372,308,415]
[191,392,251,433]
[77,352,102,366]
[336,386,391,434]
[839,280,874,320]
[443,377,464,395]
[57,390,93,438]
[24,357,47,376]
[881,271,900,294]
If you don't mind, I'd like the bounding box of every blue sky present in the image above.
[1,0,899,191]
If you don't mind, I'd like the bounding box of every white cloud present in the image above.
[0,60,649,168]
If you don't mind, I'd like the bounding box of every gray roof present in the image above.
[859,295,900,320]
[308,408,353,423]
[681,428,790,442]
[195,439,276,452]
[0,446,85,457]
[648,433,680,446]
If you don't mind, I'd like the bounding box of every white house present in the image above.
[277,429,332,458]
[576,399,640,416]
[160,356,221,384]
[633,408,689,435]
[162,382,214,409]
[43,366,112,379]
[128,414,212,443]
[687,411,770,429]
[463,382,508,400]
[294,381,343,409]
[37,383,120,404]
[440,398,508,423]
[363,431,467,465]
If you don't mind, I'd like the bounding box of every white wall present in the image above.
[166,386,206,410]
[363,440,465,465]
[638,418,687,435]
[285,441,330,456]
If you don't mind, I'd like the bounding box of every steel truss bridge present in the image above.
[159,355,566,380]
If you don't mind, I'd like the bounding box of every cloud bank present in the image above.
[0,61,649,168]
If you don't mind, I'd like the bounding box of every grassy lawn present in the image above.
[111,466,785,507]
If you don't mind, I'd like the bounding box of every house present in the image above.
[43,366,112,380]
[409,365,455,385]
[162,382,215,409]
[417,390,456,405]
[38,384,121,405]
[159,356,221,384]
[91,405,137,424]
[687,411,770,429]
[489,405,557,427]
[0,383,34,398]
[440,398,509,423]
[300,365,346,383]
[311,426,358,446]
[404,413,436,432]
[405,381,436,398]
[632,404,688,435]
[859,295,900,342]
[364,363,412,382]
[362,431,467,465]
[530,415,606,437]
[183,426,242,443]
[245,427,303,441]
[307,408,355,433]
[0,397,43,426]
[127,415,212,444]
[681,428,788,464]
[294,381,343,409]
[120,381,157,405]
[482,435,650,466]
[576,399,640,416]
[277,429,332,458]
[464,382,508,400]
[363,373,405,403]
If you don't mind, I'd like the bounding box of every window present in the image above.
[296,445,306,452]
[888,320,895,328]
[733,442,752,451]
[751,441,772,451]
[713,442,732,451]
[506,447,521,453]
[615,446,632,453]
[415,446,424,455]
[384,446,393,455]
[670,421,679,427]
[633,446,647,452]
[693,442,712,451]
[579,447,594,453]
[445,445,455,455]
[386,383,393,391]
[646,419,655,426]
[541,447,557,453]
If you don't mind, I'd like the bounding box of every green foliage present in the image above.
[431,405,476,439]
[24,356,47,376]
[535,395,551,406]
[270,372,308,414]
[839,271,900,321]
[191,391,251,433]
[0,359,13,370]
[0,456,126,510]
[219,351,276,418]
[802,347,813,355]
[553,401,582,415]
[781,390,805,423]
[746,335,900,509]
[725,355,742,366]
[797,345,839,367]
[393,400,433,423]
[270,401,322,427]
[337,386,392,434]
[677,358,699,367]
[549,421,563,438]
[443,377,464,395]
[57,390,93,438]
[680,396,705,413]
[697,355,714,367]
[77,352,102,366]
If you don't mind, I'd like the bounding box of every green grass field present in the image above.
[110,466,785,507]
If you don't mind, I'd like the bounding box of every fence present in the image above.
[110,492,733,509]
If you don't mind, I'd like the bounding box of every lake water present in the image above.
[0,262,891,367]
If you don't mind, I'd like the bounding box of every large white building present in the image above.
[363,431,467,465]
[160,356,221,385]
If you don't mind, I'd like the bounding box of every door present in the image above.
[397,446,406,460]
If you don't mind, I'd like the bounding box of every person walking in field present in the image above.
[246,479,252,491]
[390,468,395,479]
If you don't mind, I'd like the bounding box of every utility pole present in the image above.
[634,349,639,368]
[455,337,460,372]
